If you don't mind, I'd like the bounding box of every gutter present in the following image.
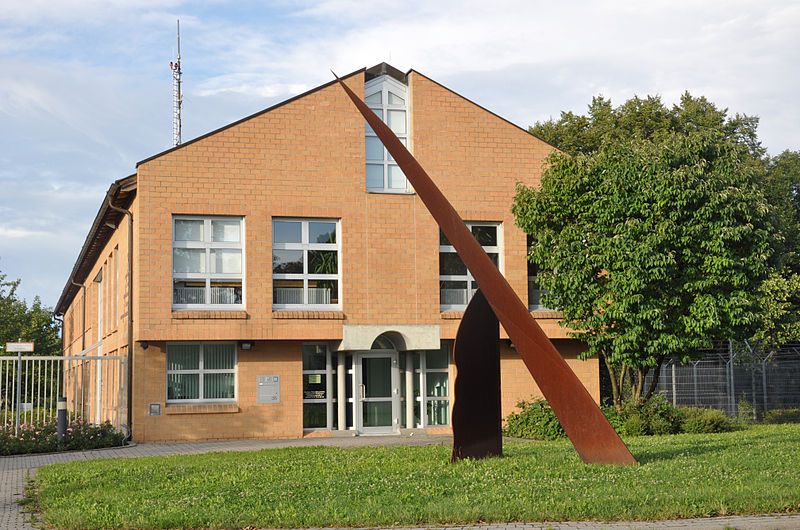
[105,188,135,439]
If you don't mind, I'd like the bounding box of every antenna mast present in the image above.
[170,20,182,146]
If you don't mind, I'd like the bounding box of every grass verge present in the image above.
[31,424,800,529]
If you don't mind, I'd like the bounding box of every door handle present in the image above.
[359,384,365,401]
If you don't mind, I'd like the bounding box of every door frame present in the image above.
[354,349,399,434]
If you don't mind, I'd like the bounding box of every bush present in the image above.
[0,418,125,456]
[736,399,756,425]
[679,407,735,433]
[503,397,566,440]
[762,409,800,424]
[615,395,683,436]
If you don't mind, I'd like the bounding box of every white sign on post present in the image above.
[6,342,34,352]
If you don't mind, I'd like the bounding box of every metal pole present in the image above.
[671,362,677,406]
[57,396,67,447]
[15,351,21,435]
[692,362,699,406]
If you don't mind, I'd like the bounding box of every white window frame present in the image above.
[527,236,557,312]
[364,75,412,194]
[409,347,451,428]
[272,218,342,310]
[166,342,238,404]
[172,216,245,310]
[302,343,337,431]
[439,222,503,311]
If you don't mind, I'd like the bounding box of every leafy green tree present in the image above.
[513,131,775,407]
[0,264,60,357]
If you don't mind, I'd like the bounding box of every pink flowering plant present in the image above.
[0,418,124,456]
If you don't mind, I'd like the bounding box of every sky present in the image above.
[1,0,798,309]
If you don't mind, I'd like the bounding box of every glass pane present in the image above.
[365,91,382,105]
[273,220,302,243]
[426,346,449,369]
[366,136,383,160]
[173,248,205,273]
[472,225,497,246]
[303,344,327,370]
[308,250,338,274]
[210,281,242,304]
[309,222,337,244]
[366,164,384,189]
[303,374,326,399]
[211,220,240,242]
[387,137,406,161]
[310,279,337,305]
[487,253,499,267]
[273,249,303,274]
[439,229,451,246]
[387,110,406,134]
[167,344,200,370]
[304,402,327,428]
[210,249,241,274]
[440,281,468,306]
[388,165,407,189]
[167,374,199,400]
[174,219,203,241]
[363,401,392,427]
[274,279,304,305]
[363,357,392,398]
[388,91,405,105]
[173,280,205,305]
[426,400,449,426]
[426,372,449,397]
[439,252,467,275]
[204,344,236,369]
[204,373,235,399]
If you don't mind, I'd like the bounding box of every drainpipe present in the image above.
[106,188,134,438]
[69,280,86,352]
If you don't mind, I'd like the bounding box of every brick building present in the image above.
[54,63,598,443]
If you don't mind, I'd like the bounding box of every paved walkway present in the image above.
[2,434,799,529]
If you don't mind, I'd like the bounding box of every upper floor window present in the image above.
[527,235,556,312]
[272,218,340,309]
[365,75,410,193]
[172,216,244,310]
[439,222,502,311]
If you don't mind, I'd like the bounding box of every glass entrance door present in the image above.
[355,351,399,434]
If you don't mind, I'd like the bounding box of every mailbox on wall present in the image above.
[257,375,280,404]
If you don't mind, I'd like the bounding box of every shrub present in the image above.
[762,409,800,424]
[679,407,735,433]
[0,418,125,456]
[601,406,624,432]
[736,399,756,425]
[503,397,566,440]
[616,395,683,436]
[622,413,648,436]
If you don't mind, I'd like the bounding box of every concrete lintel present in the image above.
[337,324,440,351]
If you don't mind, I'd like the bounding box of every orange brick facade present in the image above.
[57,65,598,443]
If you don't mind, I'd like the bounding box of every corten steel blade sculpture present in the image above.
[451,289,502,461]
[334,74,636,465]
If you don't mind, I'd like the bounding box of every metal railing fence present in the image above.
[0,354,128,436]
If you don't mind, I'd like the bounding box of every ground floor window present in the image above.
[302,344,337,429]
[401,345,450,427]
[166,342,237,403]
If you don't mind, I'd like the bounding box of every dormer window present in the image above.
[365,74,410,193]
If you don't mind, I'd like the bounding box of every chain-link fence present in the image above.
[644,342,800,419]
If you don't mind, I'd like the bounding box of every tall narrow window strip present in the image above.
[172,216,244,309]
[364,75,409,192]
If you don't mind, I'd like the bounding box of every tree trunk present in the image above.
[643,355,667,400]
[632,367,645,402]
[601,351,621,408]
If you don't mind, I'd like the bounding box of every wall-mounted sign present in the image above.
[6,342,34,352]
[257,375,280,403]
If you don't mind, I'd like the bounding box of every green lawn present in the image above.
[32,424,800,529]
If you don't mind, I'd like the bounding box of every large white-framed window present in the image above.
[272,218,341,310]
[166,342,237,403]
[302,343,337,430]
[172,216,244,310]
[365,75,411,193]
[439,222,503,311]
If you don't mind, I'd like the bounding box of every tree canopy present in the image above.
[0,264,60,357]
[515,94,785,405]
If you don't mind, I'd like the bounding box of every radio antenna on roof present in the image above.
[170,20,182,146]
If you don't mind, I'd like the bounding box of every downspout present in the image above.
[69,280,86,351]
[106,188,134,438]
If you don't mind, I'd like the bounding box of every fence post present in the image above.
[57,396,67,446]
[671,362,677,406]
[15,351,22,436]
[692,362,699,406]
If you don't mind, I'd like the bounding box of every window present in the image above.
[365,75,410,192]
[527,235,555,311]
[172,216,244,309]
[439,222,502,310]
[166,343,237,403]
[272,218,340,309]
[303,344,337,430]
[421,346,450,426]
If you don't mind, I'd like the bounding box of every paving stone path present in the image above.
[2,434,799,529]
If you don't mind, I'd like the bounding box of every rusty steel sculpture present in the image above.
[334,74,636,465]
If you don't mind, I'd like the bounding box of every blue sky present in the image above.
[1,0,798,308]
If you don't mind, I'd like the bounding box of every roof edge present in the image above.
[136,67,367,168]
